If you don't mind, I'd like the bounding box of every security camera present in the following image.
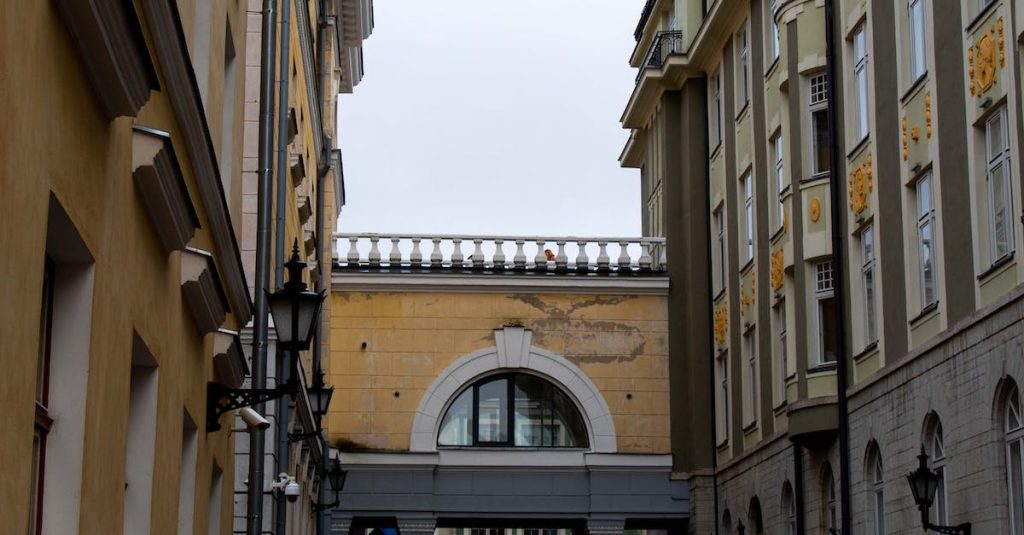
[239,407,270,430]
[284,479,300,503]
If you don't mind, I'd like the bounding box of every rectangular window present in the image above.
[853,23,870,140]
[714,206,726,293]
[986,106,1015,263]
[31,260,55,535]
[737,23,749,108]
[716,351,730,444]
[712,70,723,149]
[810,74,831,176]
[772,132,785,230]
[774,300,787,404]
[861,225,878,345]
[769,0,780,62]
[207,464,223,535]
[917,174,937,307]
[744,327,758,426]
[124,337,159,535]
[178,414,198,535]
[908,0,926,80]
[742,172,754,264]
[815,261,838,364]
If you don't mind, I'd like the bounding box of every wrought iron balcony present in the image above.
[635,31,684,83]
[634,0,657,41]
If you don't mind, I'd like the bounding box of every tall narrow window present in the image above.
[737,23,750,108]
[220,19,237,204]
[31,260,55,535]
[178,414,198,535]
[1005,383,1024,534]
[207,464,223,535]
[917,174,937,307]
[717,351,730,444]
[774,300,787,404]
[815,261,838,364]
[782,482,796,535]
[123,337,159,535]
[986,106,1015,263]
[744,327,758,426]
[861,225,878,345]
[769,0,780,62]
[712,70,723,149]
[871,452,885,535]
[908,0,926,80]
[772,132,785,230]
[852,23,870,140]
[715,206,727,293]
[810,74,831,175]
[742,172,754,264]
[926,418,948,526]
[824,465,838,533]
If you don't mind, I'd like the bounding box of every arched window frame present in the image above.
[748,496,764,534]
[781,481,796,535]
[923,414,948,526]
[865,441,885,535]
[822,464,837,533]
[1004,381,1024,535]
[722,509,733,534]
[436,372,590,449]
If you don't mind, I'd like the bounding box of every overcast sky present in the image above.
[335,0,643,238]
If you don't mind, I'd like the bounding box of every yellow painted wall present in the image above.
[327,291,670,454]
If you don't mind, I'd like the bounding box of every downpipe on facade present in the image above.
[248,0,278,534]
[315,0,333,530]
[823,0,854,532]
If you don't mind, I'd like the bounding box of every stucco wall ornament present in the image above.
[925,92,932,138]
[973,27,998,95]
[848,154,873,215]
[740,275,756,317]
[810,197,821,222]
[902,115,909,160]
[999,17,1005,67]
[714,305,729,347]
[771,250,784,291]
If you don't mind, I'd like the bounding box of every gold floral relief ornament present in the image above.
[714,305,729,346]
[999,17,1005,67]
[771,249,784,291]
[974,27,998,94]
[810,197,821,222]
[925,92,932,138]
[848,154,873,215]
[740,276,756,316]
[902,115,909,160]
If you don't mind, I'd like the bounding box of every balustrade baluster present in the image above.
[659,242,668,269]
[534,240,547,270]
[617,241,631,270]
[555,240,568,271]
[430,238,443,267]
[347,237,360,265]
[493,239,506,269]
[451,238,464,267]
[513,240,527,269]
[410,238,423,266]
[471,239,484,268]
[575,240,589,272]
[389,238,402,265]
[639,241,652,271]
[596,241,610,271]
[368,236,381,267]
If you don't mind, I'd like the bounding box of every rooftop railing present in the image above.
[333,234,667,273]
[635,31,684,83]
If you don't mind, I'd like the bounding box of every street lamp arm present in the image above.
[206,381,296,432]
[922,520,971,535]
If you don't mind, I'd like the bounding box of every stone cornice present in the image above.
[332,271,670,296]
[138,0,253,325]
[131,126,200,254]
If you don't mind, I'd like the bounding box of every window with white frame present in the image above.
[774,300,787,404]
[711,69,723,151]
[908,0,926,81]
[861,225,878,346]
[981,0,996,12]
[815,261,838,364]
[810,74,831,176]
[714,206,727,293]
[870,449,885,535]
[744,327,758,427]
[716,351,730,445]
[852,23,870,140]
[737,22,750,109]
[1006,383,1024,535]
[917,174,937,308]
[823,464,838,532]
[769,0,780,62]
[772,132,785,230]
[986,106,1015,263]
[926,417,948,526]
[741,171,754,264]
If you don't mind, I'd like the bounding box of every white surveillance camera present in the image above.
[239,407,270,430]
[285,479,301,502]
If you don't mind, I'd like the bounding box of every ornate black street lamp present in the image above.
[288,379,335,442]
[906,446,971,535]
[206,241,326,431]
[312,459,347,513]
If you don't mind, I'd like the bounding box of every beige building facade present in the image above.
[624,0,1024,533]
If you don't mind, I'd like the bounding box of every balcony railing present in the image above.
[333,233,667,273]
[635,31,684,83]
[634,0,657,41]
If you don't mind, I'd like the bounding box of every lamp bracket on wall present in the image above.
[206,381,296,432]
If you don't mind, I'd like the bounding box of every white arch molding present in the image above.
[409,326,618,453]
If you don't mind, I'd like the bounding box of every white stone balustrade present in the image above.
[332,233,667,272]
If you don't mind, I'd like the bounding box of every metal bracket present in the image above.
[925,522,971,535]
[311,496,338,513]
[206,381,295,432]
[288,430,321,443]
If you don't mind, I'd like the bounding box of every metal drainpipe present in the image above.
[701,78,720,535]
[315,1,332,532]
[823,0,853,533]
[273,1,293,534]
[248,0,278,534]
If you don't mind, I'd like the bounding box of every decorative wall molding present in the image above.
[409,327,617,453]
[53,0,158,119]
[212,329,247,389]
[332,272,670,295]
[138,0,253,324]
[131,126,199,254]
[181,247,229,335]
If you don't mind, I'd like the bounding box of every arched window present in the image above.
[1005,381,1024,534]
[781,482,796,535]
[748,496,764,534]
[822,464,837,533]
[865,442,885,535]
[722,509,732,534]
[924,414,947,525]
[437,373,589,448]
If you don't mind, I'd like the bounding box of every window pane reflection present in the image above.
[477,378,508,443]
[438,388,472,446]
